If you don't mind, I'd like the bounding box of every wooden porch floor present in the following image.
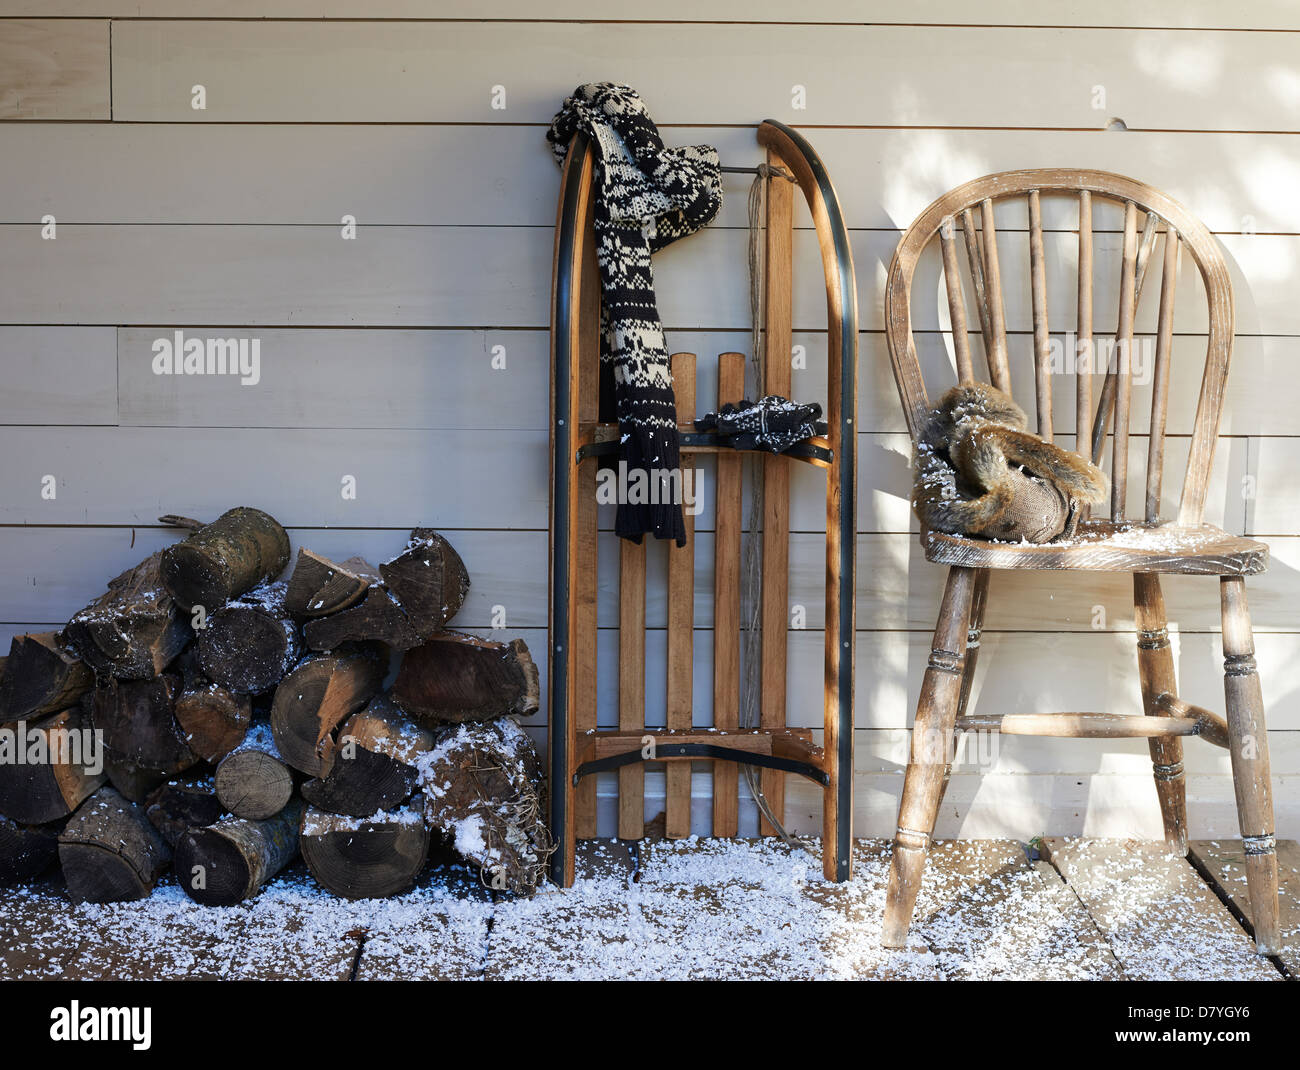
[1,838,1294,981]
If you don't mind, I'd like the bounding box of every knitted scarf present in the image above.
[548,83,722,546]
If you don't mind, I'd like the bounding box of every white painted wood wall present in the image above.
[1,2,1296,841]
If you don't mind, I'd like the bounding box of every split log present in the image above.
[0,816,61,885]
[196,581,301,694]
[284,550,379,618]
[174,799,301,906]
[378,529,470,634]
[89,672,196,776]
[302,586,421,652]
[102,755,169,803]
[63,550,190,680]
[419,717,552,894]
[301,695,433,817]
[160,506,291,611]
[0,708,106,823]
[173,650,251,762]
[0,632,93,720]
[270,651,388,777]
[299,797,430,899]
[59,786,171,903]
[145,776,225,847]
[214,723,294,820]
[392,632,539,726]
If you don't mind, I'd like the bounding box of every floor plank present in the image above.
[912,840,1127,980]
[1043,837,1280,980]
[1190,838,1300,977]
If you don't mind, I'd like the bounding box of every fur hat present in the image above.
[913,382,1108,544]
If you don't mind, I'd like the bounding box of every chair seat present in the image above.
[921,520,1268,575]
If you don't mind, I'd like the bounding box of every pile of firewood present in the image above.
[0,507,551,905]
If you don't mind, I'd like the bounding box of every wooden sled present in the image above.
[547,120,858,885]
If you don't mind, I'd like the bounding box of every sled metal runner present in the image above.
[548,120,858,886]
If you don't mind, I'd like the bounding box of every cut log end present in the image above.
[392,633,540,727]
[161,506,291,611]
[58,787,171,903]
[299,799,430,900]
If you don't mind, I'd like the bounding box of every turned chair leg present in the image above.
[939,568,989,811]
[882,565,977,948]
[1220,577,1281,955]
[1133,573,1188,854]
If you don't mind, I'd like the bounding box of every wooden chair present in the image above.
[881,170,1281,955]
[547,120,857,885]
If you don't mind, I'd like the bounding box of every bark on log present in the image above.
[173,650,252,763]
[419,718,552,895]
[392,632,539,726]
[270,651,388,777]
[284,550,379,618]
[299,797,430,899]
[300,695,433,817]
[0,708,106,824]
[174,799,301,906]
[196,581,301,694]
[214,723,294,820]
[0,632,93,720]
[302,586,421,652]
[145,776,225,847]
[160,506,291,611]
[102,754,168,804]
[58,786,171,903]
[89,672,197,776]
[63,550,190,680]
[378,529,470,634]
[0,816,61,885]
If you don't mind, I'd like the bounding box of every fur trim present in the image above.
[913,382,1108,543]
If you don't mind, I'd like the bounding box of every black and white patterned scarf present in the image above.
[548,83,722,546]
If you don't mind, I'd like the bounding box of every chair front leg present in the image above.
[882,565,977,948]
[1133,573,1188,854]
[1220,576,1281,955]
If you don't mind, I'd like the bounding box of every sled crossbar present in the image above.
[548,119,857,886]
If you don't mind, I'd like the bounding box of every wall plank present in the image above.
[5,125,1300,235]
[110,21,1300,130]
[0,327,116,424]
[6,3,1300,28]
[2,226,1296,336]
[0,20,109,120]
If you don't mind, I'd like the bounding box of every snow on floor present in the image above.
[0,839,1281,981]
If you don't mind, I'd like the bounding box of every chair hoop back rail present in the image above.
[880,168,1280,954]
[548,120,858,886]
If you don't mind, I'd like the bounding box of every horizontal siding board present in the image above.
[5,125,1300,236]
[5,3,1300,28]
[5,526,1298,634]
[94,328,1300,445]
[0,426,1254,535]
[0,19,108,120]
[2,226,1296,337]
[0,327,116,424]
[109,22,1300,130]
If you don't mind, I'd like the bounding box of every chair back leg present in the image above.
[1220,577,1281,954]
[882,565,977,947]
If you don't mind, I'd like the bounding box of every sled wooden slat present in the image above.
[618,538,646,840]
[665,353,697,840]
[550,121,856,884]
[760,162,795,835]
[712,352,745,837]
[1028,189,1053,441]
[882,167,1279,956]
